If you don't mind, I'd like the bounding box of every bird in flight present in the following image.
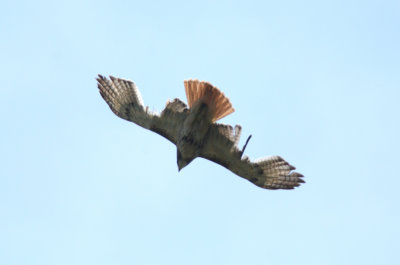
[97,75,304,190]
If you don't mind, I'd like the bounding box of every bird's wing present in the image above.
[97,75,188,144]
[200,124,305,189]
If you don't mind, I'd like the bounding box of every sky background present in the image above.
[1,0,399,264]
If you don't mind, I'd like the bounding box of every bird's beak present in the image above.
[178,162,185,172]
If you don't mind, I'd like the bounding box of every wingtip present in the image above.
[294,172,305,184]
[299,174,306,183]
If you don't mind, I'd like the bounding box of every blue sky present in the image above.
[1,0,399,264]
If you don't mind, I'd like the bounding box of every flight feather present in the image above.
[97,75,188,144]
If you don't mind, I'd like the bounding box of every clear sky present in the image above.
[1,0,399,264]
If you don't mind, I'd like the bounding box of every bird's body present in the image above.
[97,75,305,190]
[177,101,213,170]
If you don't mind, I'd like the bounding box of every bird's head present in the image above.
[177,150,194,171]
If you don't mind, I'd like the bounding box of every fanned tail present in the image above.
[184,79,234,122]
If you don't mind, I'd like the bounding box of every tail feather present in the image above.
[184,79,234,122]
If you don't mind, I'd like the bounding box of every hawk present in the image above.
[97,75,304,190]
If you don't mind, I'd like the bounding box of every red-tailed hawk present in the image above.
[97,75,304,190]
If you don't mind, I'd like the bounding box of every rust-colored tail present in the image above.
[184,79,234,122]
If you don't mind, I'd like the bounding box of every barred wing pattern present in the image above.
[201,124,305,189]
[97,75,188,144]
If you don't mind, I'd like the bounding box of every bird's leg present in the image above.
[240,135,252,158]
